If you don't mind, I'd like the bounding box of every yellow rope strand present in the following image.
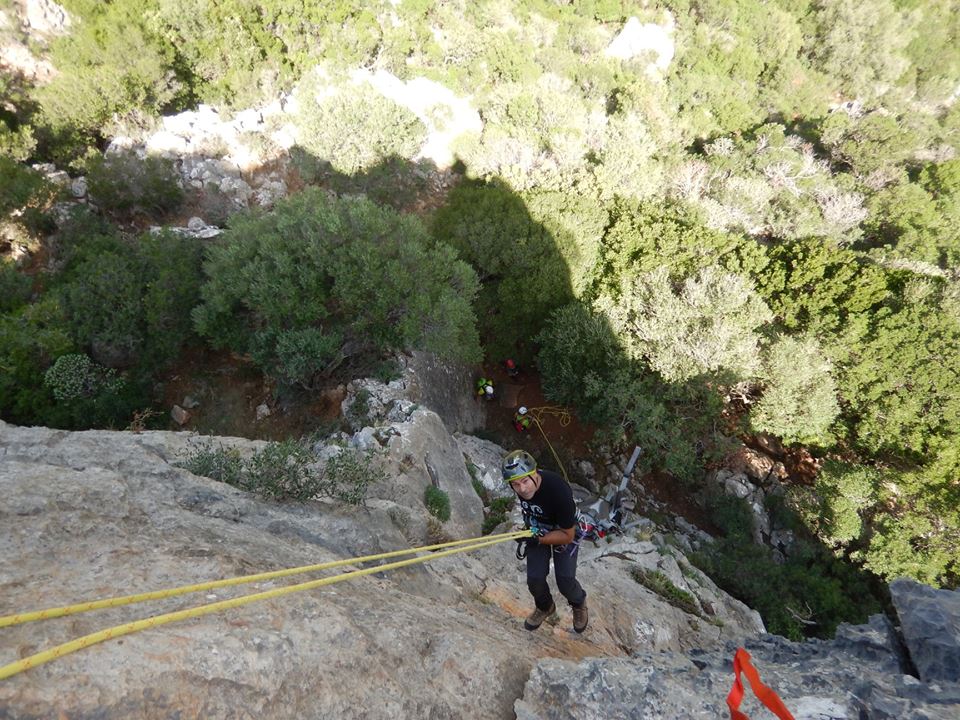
[525,406,572,485]
[0,529,530,629]
[0,531,530,681]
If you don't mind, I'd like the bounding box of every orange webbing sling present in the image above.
[726,648,796,720]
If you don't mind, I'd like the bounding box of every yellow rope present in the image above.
[0,531,531,681]
[525,406,572,484]
[0,529,530,629]
[528,405,571,428]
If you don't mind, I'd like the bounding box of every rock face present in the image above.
[891,578,960,683]
[0,403,762,719]
[518,589,960,719]
[2,360,955,718]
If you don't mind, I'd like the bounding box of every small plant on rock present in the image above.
[424,485,451,522]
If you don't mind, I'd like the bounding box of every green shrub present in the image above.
[0,262,32,313]
[0,156,55,216]
[0,73,38,162]
[0,298,73,424]
[43,353,124,401]
[178,441,381,504]
[178,442,245,487]
[51,226,202,371]
[295,81,427,176]
[86,151,183,217]
[371,357,403,384]
[269,327,343,388]
[244,439,322,500]
[194,190,480,387]
[324,447,385,505]
[631,567,700,616]
[424,485,451,522]
[481,494,515,534]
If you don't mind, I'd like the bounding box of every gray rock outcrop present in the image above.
[891,578,960,683]
[517,590,960,719]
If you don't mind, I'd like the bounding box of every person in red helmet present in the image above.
[502,358,519,378]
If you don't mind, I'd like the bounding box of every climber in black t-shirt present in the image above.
[501,449,588,633]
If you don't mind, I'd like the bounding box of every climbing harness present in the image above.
[0,529,531,681]
[727,647,796,720]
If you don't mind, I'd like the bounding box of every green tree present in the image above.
[756,237,890,334]
[802,460,880,546]
[34,2,186,158]
[898,0,960,103]
[0,261,32,313]
[598,265,773,383]
[535,301,728,482]
[832,280,960,456]
[807,0,913,100]
[863,440,960,586]
[751,334,840,446]
[863,181,949,267]
[295,81,426,175]
[194,189,479,386]
[431,180,573,361]
[0,70,37,161]
[598,199,769,292]
[819,111,919,178]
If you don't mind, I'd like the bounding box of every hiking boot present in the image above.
[572,602,588,633]
[524,601,556,631]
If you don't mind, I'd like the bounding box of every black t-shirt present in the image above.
[516,469,576,532]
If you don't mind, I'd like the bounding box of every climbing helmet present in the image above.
[502,449,537,483]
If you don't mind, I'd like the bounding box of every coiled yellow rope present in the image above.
[0,529,530,681]
[526,406,573,484]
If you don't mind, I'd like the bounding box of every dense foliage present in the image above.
[193,189,480,386]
